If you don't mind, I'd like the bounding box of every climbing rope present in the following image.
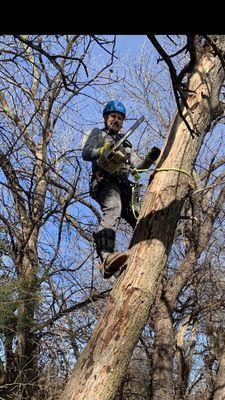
[154,167,193,179]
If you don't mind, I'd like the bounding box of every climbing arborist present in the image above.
[82,100,161,278]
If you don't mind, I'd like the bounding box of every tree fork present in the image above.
[60,36,225,400]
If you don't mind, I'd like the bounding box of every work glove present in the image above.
[146,146,161,163]
[99,141,114,155]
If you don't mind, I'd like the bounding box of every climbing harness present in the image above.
[130,169,142,219]
[130,168,148,220]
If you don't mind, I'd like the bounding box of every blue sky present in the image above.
[116,35,147,55]
[81,34,157,126]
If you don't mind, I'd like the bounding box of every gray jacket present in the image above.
[82,127,152,175]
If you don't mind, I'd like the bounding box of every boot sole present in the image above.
[104,253,128,279]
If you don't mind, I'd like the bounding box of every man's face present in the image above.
[104,112,124,133]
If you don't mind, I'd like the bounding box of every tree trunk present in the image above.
[60,36,225,400]
[151,296,175,400]
[175,316,193,400]
[16,229,39,399]
[213,345,225,400]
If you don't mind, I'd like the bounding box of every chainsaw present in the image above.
[98,115,145,174]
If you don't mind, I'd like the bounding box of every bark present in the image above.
[60,36,225,400]
[151,296,175,400]
[213,346,225,400]
[16,225,40,399]
[205,355,215,400]
[175,316,196,400]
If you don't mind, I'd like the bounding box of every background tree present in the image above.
[0,34,117,400]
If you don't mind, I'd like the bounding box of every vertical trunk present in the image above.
[213,346,225,400]
[175,316,192,400]
[16,229,39,399]
[151,297,175,400]
[16,147,48,399]
[5,334,16,383]
[205,356,215,400]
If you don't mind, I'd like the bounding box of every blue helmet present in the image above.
[103,100,126,118]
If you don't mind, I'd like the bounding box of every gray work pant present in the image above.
[98,181,121,233]
[96,180,137,252]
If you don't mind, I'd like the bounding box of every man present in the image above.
[82,100,160,278]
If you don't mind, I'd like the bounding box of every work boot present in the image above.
[98,252,128,279]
